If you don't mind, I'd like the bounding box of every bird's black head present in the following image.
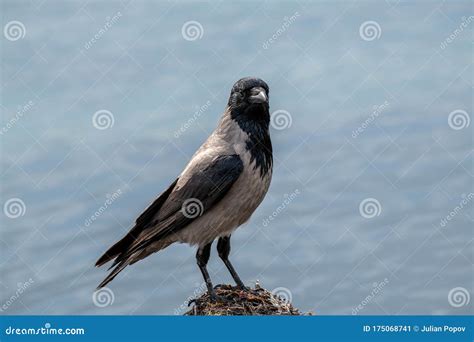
[227,77,270,126]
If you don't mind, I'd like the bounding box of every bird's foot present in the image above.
[188,290,233,306]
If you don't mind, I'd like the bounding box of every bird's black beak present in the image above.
[249,87,268,104]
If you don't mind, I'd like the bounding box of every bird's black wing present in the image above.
[122,153,244,258]
[95,154,243,288]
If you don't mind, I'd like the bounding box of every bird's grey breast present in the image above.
[219,117,272,225]
[173,117,272,246]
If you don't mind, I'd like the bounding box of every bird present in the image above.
[95,77,273,301]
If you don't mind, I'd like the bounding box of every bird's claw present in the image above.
[187,297,203,307]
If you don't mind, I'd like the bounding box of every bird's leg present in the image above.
[217,235,248,290]
[196,242,229,303]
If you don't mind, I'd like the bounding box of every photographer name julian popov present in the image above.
[363,325,466,334]
[420,325,465,333]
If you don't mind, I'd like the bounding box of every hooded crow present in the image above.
[95,77,273,301]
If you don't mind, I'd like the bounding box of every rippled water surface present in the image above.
[1,1,472,315]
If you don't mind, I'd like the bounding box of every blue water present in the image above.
[1,0,472,315]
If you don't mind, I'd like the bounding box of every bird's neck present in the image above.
[218,106,273,177]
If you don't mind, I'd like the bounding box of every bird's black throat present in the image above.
[230,104,273,177]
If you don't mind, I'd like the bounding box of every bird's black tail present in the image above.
[94,178,179,288]
[96,259,130,289]
[95,228,139,267]
[95,229,138,288]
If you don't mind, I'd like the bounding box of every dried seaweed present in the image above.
[184,283,306,316]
